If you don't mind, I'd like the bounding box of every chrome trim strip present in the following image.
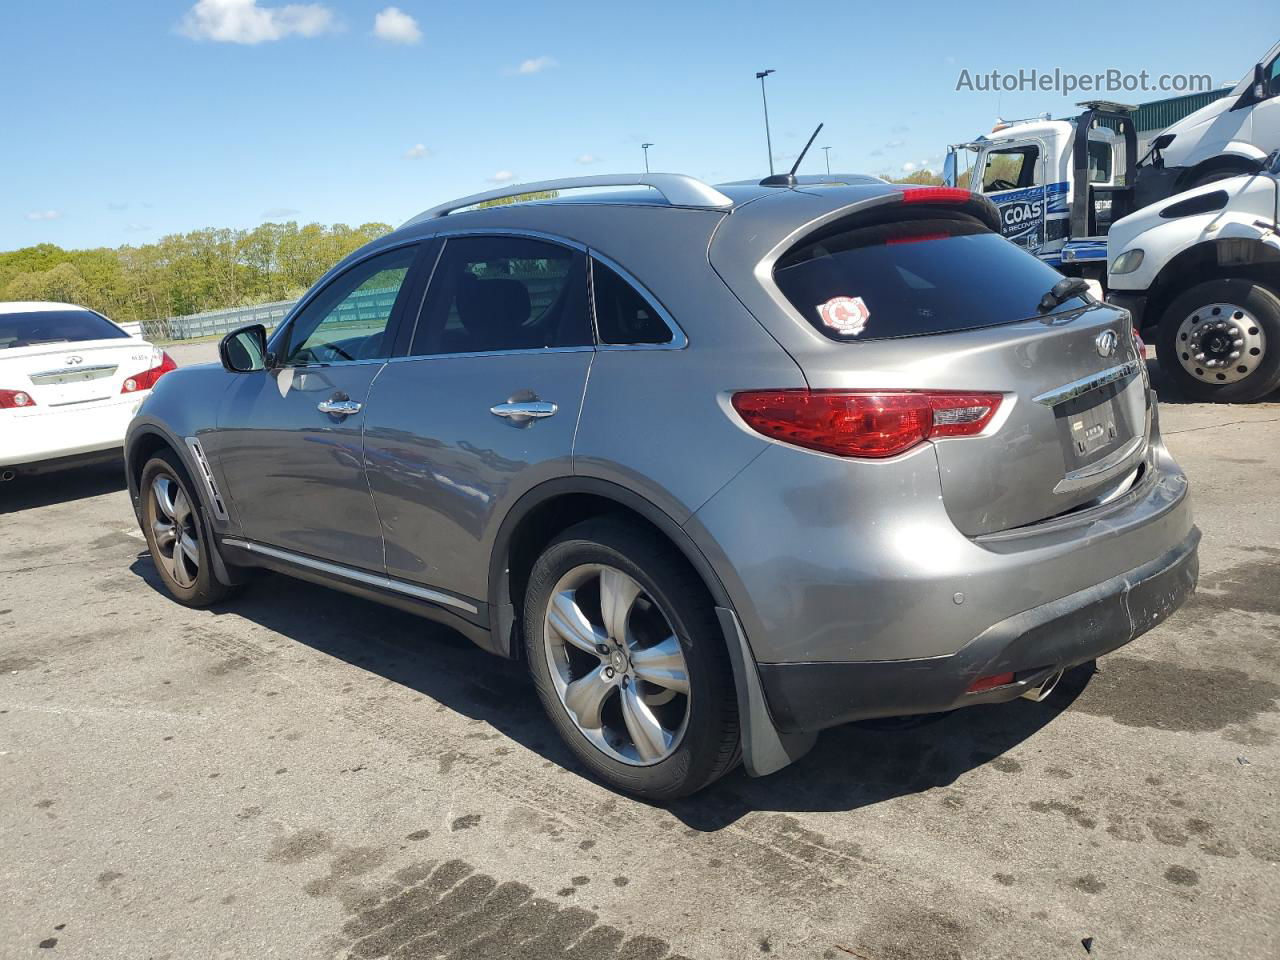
[220,538,480,615]
[386,346,593,363]
[29,364,118,383]
[184,436,228,521]
[1033,360,1141,407]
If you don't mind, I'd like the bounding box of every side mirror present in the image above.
[1253,62,1268,100]
[220,324,268,373]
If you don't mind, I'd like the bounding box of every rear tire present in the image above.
[1155,279,1280,403]
[523,517,739,799]
[139,450,237,607]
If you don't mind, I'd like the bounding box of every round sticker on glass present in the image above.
[817,296,870,336]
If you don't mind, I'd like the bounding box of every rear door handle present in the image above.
[490,400,558,422]
[318,398,362,417]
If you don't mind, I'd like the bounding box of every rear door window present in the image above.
[773,212,1086,342]
[0,309,128,348]
[409,236,590,356]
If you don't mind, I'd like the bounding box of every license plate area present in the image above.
[1054,381,1135,471]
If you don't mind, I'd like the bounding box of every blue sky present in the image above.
[2,0,1270,250]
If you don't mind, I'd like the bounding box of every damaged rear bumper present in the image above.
[756,526,1200,734]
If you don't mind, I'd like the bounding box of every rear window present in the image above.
[773,212,1085,342]
[0,309,129,349]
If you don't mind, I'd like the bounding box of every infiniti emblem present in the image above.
[65,355,83,365]
[1095,330,1119,358]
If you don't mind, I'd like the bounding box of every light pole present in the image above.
[641,143,653,173]
[755,69,776,175]
[822,146,831,175]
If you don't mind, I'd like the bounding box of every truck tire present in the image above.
[1156,279,1280,403]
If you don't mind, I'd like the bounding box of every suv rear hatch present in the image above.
[723,192,1149,536]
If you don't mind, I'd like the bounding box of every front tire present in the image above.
[523,517,739,799]
[140,450,236,607]
[1155,279,1280,403]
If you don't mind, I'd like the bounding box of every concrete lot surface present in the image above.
[1,384,1277,959]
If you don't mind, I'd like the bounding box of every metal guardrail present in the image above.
[147,270,569,343]
[144,298,299,342]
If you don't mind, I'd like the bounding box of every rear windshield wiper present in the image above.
[1038,276,1091,313]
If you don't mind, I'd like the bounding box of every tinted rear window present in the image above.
[0,309,129,349]
[773,212,1085,342]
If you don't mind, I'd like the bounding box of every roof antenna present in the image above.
[761,122,823,186]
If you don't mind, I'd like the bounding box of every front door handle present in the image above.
[490,400,558,423]
[318,398,362,417]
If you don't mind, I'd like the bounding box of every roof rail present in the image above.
[400,173,734,227]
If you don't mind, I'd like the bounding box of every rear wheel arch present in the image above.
[488,479,733,660]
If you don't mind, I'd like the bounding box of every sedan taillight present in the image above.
[0,389,36,409]
[122,352,177,393]
[731,390,1004,459]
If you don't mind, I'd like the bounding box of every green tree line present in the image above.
[0,221,392,329]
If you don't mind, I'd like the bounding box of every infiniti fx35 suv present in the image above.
[126,173,1198,799]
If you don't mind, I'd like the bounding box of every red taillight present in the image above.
[966,672,1015,694]
[122,351,177,393]
[0,389,36,409]
[731,390,1004,459]
[900,186,972,205]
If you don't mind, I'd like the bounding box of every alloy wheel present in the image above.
[543,564,691,765]
[151,474,200,588]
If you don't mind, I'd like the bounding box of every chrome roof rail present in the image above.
[400,173,734,227]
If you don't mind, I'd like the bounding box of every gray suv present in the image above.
[125,173,1199,798]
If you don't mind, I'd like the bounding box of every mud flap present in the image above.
[716,606,817,777]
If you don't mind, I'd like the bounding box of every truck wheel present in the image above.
[1156,279,1280,403]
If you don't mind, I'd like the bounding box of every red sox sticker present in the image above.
[817,296,870,336]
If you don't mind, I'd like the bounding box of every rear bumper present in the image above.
[757,525,1199,733]
[0,396,142,468]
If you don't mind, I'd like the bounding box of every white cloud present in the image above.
[575,153,601,165]
[884,139,905,150]
[25,210,62,221]
[901,161,917,172]
[403,143,432,159]
[487,170,516,184]
[373,6,421,44]
[261,206,300,219]
[107,201,130,211]
[179,0,334,45]
[513,55,557,75]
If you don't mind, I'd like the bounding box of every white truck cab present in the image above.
[1138,41,1280,197]
[1107,151,1280,402]
[945,103,1137,276]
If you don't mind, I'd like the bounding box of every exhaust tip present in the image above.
[0,470,16,482]
[1020,669,1064,703]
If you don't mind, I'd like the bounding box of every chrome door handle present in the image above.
[490,400,558,422]
[317,398,362,417]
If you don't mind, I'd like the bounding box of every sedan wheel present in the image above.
[544,564,691,765]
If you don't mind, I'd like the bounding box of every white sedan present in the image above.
[1,301,176,479]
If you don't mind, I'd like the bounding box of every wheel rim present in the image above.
[543,564,691,766]
[150,474,200,588]
[1175,303,1267,385]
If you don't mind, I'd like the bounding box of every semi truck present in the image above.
[1107,150,1280,403]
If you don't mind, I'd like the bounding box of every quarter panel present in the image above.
[689,435,1192,663]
